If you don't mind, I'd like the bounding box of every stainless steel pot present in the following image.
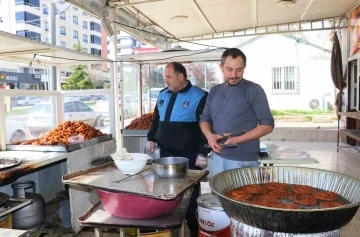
[152,157,188,179]
[210,166,360,233]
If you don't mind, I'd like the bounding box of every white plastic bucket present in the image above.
[197,193,231,237]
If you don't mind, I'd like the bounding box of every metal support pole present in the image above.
[94,228,103,237]
[0,96,6,151]
[204,64,207,91]
[49,2,56,91]
[137,64,142,116]
[119,62,124,129]
[109,9,121,148]
[148,66,151,112]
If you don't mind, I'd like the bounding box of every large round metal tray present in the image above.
[0,157,22,170]
[210,166,360,233]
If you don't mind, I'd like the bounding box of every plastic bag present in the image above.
[195,154,208,169]
[68,135,85,144]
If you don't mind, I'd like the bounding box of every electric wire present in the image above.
[34,47,226,63]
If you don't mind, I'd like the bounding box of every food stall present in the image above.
[0,30,119,233]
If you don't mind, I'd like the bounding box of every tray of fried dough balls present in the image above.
[7,121,112,152]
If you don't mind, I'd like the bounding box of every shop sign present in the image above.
[33,74,42,80]
[0,73,18,81]
[0,72,39,84]
[134,47,160,54]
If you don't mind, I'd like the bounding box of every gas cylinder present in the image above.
[10,180,45,231]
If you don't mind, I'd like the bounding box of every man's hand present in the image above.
[195,154,208,169]
[146,141,155,153]
[206,133,223,153]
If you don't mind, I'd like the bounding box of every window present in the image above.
[107,40,110,45]
[15,0,40,7]
[60,41,66,47]
[272,66,299,95]
[83,21,87,29]
[83,48,88,53]
[44,37,49,43]
[107,50,110,54]
[73,6,78,11]
[91,48,101,56]
[42,4,48,15]
[44,21,48,31]
[60,26,66,35]
[73,30,78,39]
[117,48,121,54]
[0,17,3,23]
[59,0,65,3]
[83,34,88,43]
[90,35,101,45]
[16,30,41,40]
[15,11,40,27]
[73,16,78,25]
[59,12,66,20]
[83,12,88,16]
[90,22,101,32]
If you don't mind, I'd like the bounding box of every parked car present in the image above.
[94,94,137,120]
[5,119,29,144]
[80,95,92,101]
[64,96,81,101]
[27,101,102,137]
[16,96,41,106]
[143,88,162,113]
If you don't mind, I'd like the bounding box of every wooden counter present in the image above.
[0,151,68,180]
[337,112,360,152]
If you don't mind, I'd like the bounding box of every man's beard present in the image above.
[226,77,241,86]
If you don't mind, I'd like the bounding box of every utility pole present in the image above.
[49,2,56,90]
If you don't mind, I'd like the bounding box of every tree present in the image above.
[61,41,95,90]
[187,63,217,90]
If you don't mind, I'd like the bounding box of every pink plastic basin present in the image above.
[97,189,183,219]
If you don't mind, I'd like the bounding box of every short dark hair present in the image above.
[221,48,247,66]
[167,62,187,79]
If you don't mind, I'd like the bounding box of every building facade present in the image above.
[0,0,105,85]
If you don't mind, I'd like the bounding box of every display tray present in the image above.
[6,134,112,152]
[62,163,208,200]
[78,189,192,230]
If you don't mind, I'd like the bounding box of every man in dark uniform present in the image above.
[146,62,208,237]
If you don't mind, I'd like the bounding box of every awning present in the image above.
[0,30,109,67]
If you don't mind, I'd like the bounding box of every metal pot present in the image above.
[152,157,188,179]
[209,166,360,233]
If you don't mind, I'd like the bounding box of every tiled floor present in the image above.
[74,141,360,237]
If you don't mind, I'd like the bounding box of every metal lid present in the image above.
[197,193,224,210]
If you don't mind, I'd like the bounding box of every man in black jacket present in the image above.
[147,62,208,237]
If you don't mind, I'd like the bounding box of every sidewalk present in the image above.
[275,121,337,129]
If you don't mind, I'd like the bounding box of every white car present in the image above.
[27,101,102,137]
[94,94,137,120]
[17,96,41,106]
[5,119,29,144]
